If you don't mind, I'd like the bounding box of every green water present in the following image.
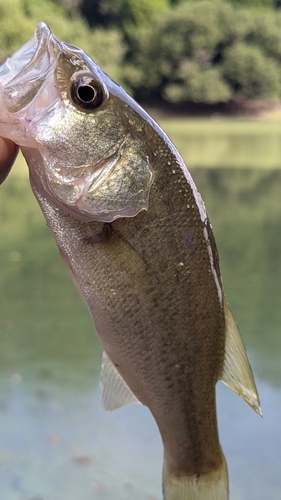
[160,117,281,169]
[1,156,281,499]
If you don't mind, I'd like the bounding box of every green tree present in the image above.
[164,68,232,103]
[245,10,281,62]
[173,0,276,6]
[2,0,281,105]
[124,0,281,103]
[124,0,235,101]
[223,42,281,99]
[0,0,126,85]
[227,0,275,7]
[70,0,169,29]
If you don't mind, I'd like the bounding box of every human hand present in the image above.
[0,137,18,184]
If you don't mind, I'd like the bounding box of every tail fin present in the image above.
[163,455,228,500]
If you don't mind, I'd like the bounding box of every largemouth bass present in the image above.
[0,24,261,500]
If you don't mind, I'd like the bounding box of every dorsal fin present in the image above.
[100,351,140,411]
[221,300,262,416]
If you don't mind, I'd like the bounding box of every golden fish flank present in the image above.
[0,23,261,500]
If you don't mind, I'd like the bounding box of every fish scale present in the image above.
[31,140,226,480]
[0,23,261,500]
[30,136,237,499]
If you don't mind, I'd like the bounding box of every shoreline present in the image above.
[142,99,281,122]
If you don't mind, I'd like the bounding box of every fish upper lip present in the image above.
[0,23,54,89]
[0,23,63,116]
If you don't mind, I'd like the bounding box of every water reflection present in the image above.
[0,167,280,499]
[161,119,281,169]
[193,168,281,387]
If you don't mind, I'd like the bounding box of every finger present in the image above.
[0,137,19,184]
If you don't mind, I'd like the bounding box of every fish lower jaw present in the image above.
[0,116,24,146]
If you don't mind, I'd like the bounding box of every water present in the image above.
[0,161,280,499]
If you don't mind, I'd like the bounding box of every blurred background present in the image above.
[2,0,281,110]
[1,1,281,499]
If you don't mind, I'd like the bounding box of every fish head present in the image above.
[0,23,153,222]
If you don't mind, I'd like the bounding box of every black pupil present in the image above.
[77,84,96,103]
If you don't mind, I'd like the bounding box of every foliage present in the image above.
[124,0,281,103]
[124,1,236,101]
[245,10,281,61]
[227,0,275,7]
[64,0,169,29]
[164,68,232,104]
[2,0,281,104]
[177,0,277,6]
[0,0,126,84]
[223,42,281,99]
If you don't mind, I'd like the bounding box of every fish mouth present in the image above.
[0,23,60,113]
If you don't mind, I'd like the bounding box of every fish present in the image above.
[0,23,261,500]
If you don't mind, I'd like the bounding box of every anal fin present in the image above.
[221,300,262,416]
[100,351,140,411]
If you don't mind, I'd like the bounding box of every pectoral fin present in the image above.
[100,351,140,411]
[221,300,262,416]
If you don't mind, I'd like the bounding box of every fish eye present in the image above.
[70,77,105,110]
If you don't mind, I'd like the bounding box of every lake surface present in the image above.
[0,152,281,499]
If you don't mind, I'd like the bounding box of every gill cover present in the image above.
[40,133,154,223]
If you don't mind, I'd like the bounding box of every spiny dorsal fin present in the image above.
[100,351,140,411]
[221,300,262,416]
